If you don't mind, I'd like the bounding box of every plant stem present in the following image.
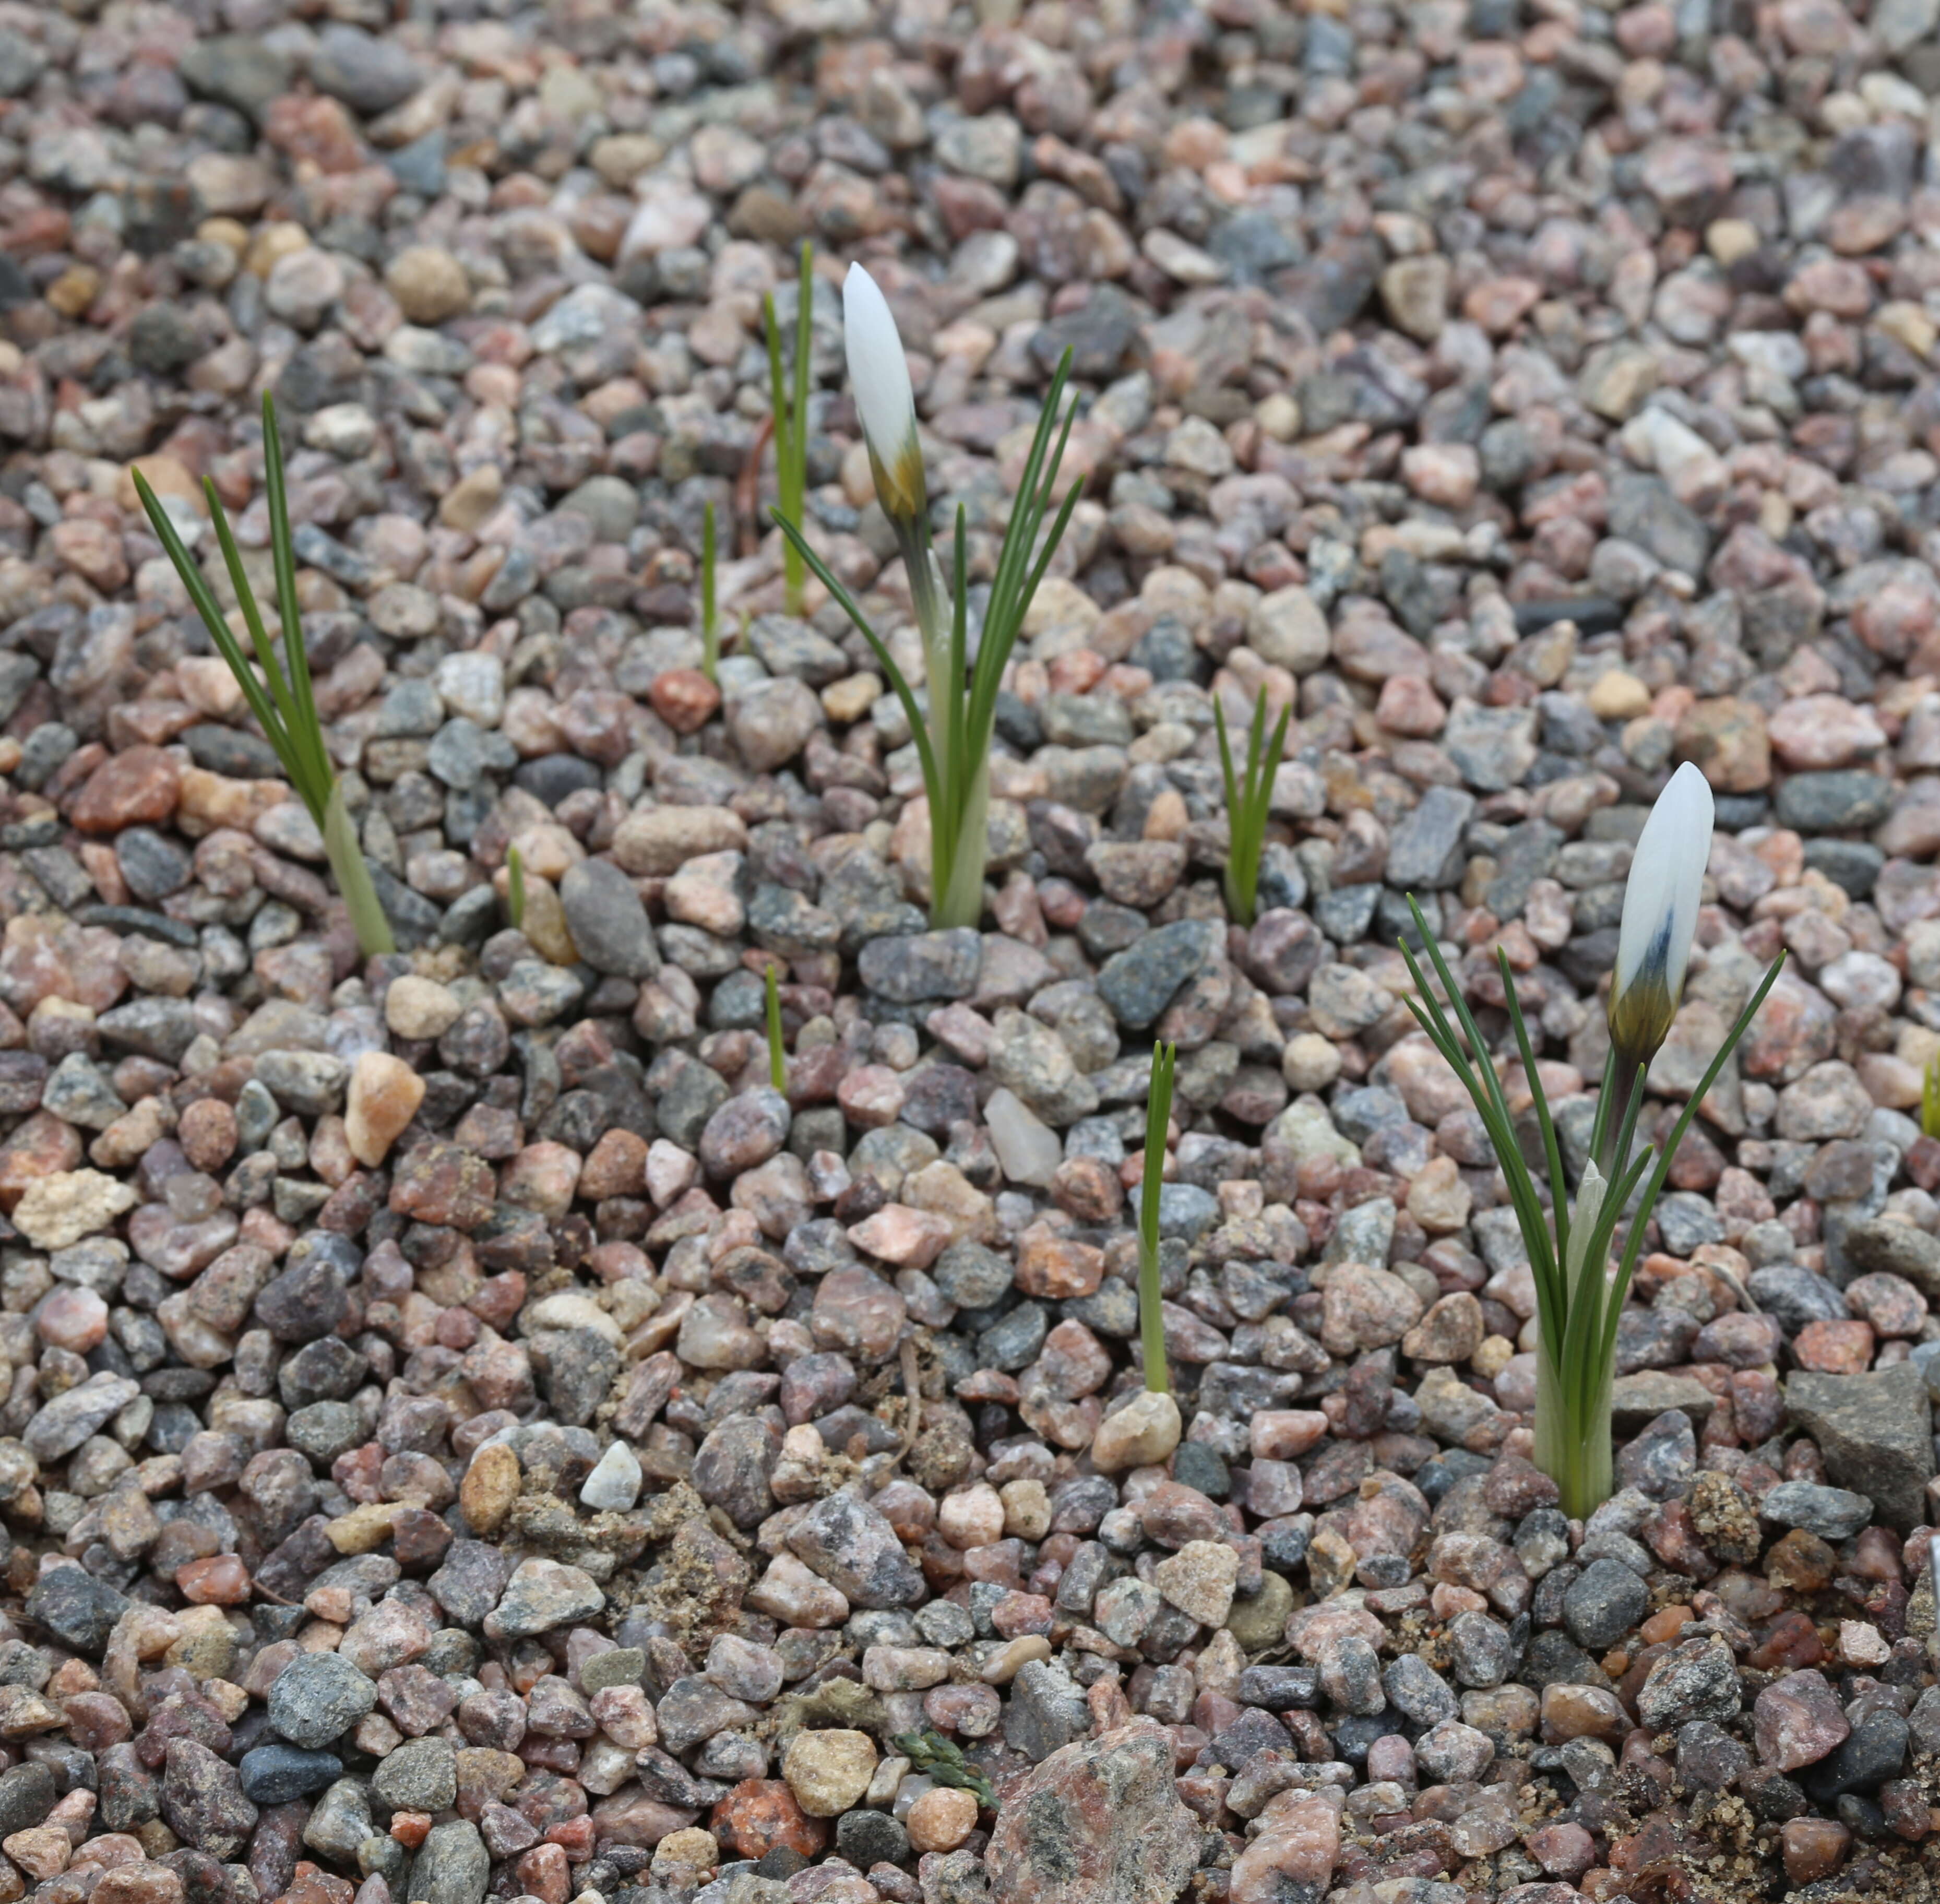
[931,756,990,931]
[324,784,395,957]
[505,843,526,931]
[1535,1343,1612,1521]
[765,964,787,1093]
[700,501,718,684]
[1138,1042,1176,1394]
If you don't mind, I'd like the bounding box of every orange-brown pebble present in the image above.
[176,1555,251,1605]
[648,669,721,735]
[709,1780,828,1861]
[177,1098,239,1172]
[906,1786,980,1853]
[346,1051,426,1168]
[1781,1819,1851,1885]
[1639,1605,1694,1646]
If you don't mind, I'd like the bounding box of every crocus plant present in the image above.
[1216,685,1291,926]
[1400,763,1784,1518]
[772,264,1081,930]
[135,393,394,958]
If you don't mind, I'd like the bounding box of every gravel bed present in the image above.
[0,5,1936,1904]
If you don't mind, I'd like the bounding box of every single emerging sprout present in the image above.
[700,501,720,685]
[765,963,787,1093]
[1398,763,1782,1518]
[1922,1050,1940,1140]
[1216,687,1291,926]
[133,392,394,958]
[773,264,1080,929]
[1138,1041,1177,1395]
[505,843,526,932]
[764,241,814,615]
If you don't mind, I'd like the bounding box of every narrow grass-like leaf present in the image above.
[1216,688,1291,925]
[700,501,719,684]
[1139,1041,1177,1394]
[766,242,814,613]
[1925,1050,1940,1139]
[1599,954,1787,1372]
[765,964,787,1093]
[131,402,394,958]
[770,510,941,808]
[506,843,526,930]
[1499,948,1569,1268]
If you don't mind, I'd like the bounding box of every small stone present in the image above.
[986,1723,1201,1904]
[907,1784,980,1851]
[385,247,469,324]
[345,1052,425,1168]
[1755,1670,1850,1771]
[780,1729,875,1816]
[579,1442,642,1512]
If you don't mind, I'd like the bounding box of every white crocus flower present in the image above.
[1608,760,1714,1066]
[842,264,925,522]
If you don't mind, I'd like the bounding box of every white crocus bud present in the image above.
[842,263,925,522]
[1608,761,1714,1067]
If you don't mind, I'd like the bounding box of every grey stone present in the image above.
[1562,1558,1648,1650]
[560,860,658,980]
[407,1820,489,1904]
[1387,786,1476,890]
[1097,919,1220,1028]
[268,1651,378,1748]
[1786,1362,1932,1529]
[1758,1479,1875,1541]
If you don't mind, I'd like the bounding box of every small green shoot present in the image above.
[1216,687,1292,926]
[700,499,719,685]
[132,392,393,958]
[764,241,814,616]
[765,963,787,1093]
[1924,1051,1940,1140]
[1138,1041,1177,1395]
[506,843,526,932]
[892,1731,995,1808]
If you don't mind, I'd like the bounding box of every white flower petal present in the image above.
[1610,761,1713,1054]
[842,264,922,514]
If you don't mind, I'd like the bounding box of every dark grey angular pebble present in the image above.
[25,1567,128,1655]
[1096,918,1219,1028]
[239,1745,344,1805]
[267,1651,377,1748]
[1561,1557,1648,1651]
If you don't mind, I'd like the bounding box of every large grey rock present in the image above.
[1787,1362,1933,1529]
[408,1820,489,1904]
[985,1722,1201,1903]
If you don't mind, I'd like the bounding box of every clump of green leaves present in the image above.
[1397,893,1781,1518]
[505,843,526,932]
[774,353,1080,930]
[1216,687,1291,926]
[700,500,720,685]
[765,241,814,615]
[765,963,787,1093]
[133,392,393,958]
[1138,1041,1177,1395]
[892,1731,995,1808]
